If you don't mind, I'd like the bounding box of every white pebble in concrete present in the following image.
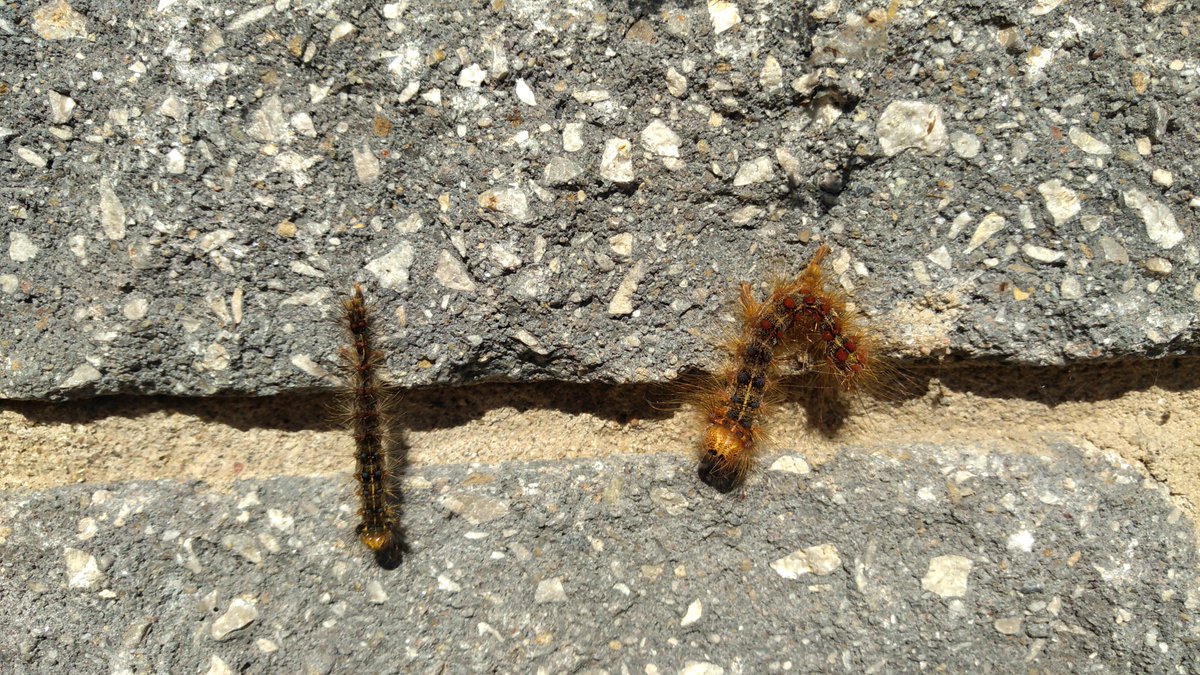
[600,138,635,184]
[876,100,948,156]
[535,577,567,603]
[1124,189,1183,249]
[1037,179,1081,225]
[921,555,973,598]
[732,156,775,186]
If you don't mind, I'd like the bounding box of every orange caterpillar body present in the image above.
[342,284,403,566]
[697,245,878,491]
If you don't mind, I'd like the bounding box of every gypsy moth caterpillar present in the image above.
[341,283,405,569]
[695,244,891,492]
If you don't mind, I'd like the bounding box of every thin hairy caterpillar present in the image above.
[341,284,404,568]
[696,244,885,491]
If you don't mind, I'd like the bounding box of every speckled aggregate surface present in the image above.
[1,0,1197,400]
[1,444,1197,673]
[4,1,1200,672]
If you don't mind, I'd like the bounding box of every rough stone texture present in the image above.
[2,444,1197,672]
[0,0,1196,400]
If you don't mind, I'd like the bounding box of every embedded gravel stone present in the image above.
[1123,189,1183,249]
[599,138,635,184]
[876,101,948,156]
[534,578,567,604]
[434,250,476,293]
[64,547,104,589]
[732,156,775,186]
[922,555,973,598]
[1037,179,1081,226]
[211,598,258,640]
[964,213,1006,255]
[542,157,584,187]
[608,261,646,316]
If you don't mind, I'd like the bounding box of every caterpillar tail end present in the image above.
[698,423,752,493]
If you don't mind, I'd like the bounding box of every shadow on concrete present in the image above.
[4,356,1197,435]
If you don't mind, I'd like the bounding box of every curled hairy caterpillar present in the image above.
[341,284,404,568]
[697,245,883,492]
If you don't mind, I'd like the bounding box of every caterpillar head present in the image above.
[698,422,753,493]
[357,523,406,570]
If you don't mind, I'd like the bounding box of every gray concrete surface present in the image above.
[3,1,1199,672]
[2,444,1197,673]
[1,0,1197,400]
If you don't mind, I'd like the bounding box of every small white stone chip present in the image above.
[994,617,1023,635]
[490,243,522,270]
[515,78,537,106]
[227,4,273,31]
[366,580,388,604]
[1068,126,1111,155]
[666,67,687,98]
[732,156,775,186]
[48,91,76,123]
[353,142,380,183]
[600,137,635,184]
[949,131,981,158]
[563,123,585,152]
[458,63,487,89]
[1023,244,1064,264]
[641,119,681,158]
[921,555,973,598]
[681,599,703,626]
[608,233,634,258]
[365,242,415,290]
[16,148,47,168]
[1060,275,1083,300]
[64,547,104,589]
[62,364,102,388]
[99,178,127,240]
[32,0,89,40]
[435,250,477,292]
[160,95,187,121]
[964,213,1006,254]
[608,261,646,315]
[534,577,567,603]
[166,148,186,174]
[440,493,508,524]
[513,329,549,355]
[1007,530,1035,552]
[927,246,952,270]
[707,0,741,34]
[328,21,356,43]
[1124,189,1183,249]
[543,156,584,186]
[477,187,531,222]
[9,232,39,262]
[759,55,783,91]
[1037,179,1081,226]
[205,655,233,675]
[681,663,724,675]
[246,95,289,143]
[876,100,948,156]
[771,544,841,579]
[211,598,258,640]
